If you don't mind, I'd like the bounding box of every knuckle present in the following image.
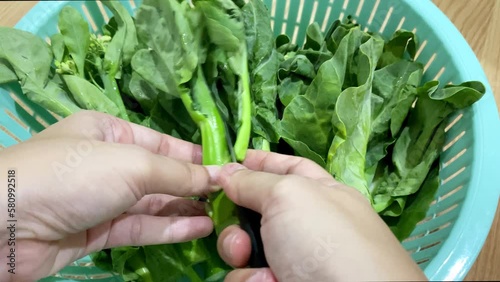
[163,218,175,242]
[276,175,302,190]
[129,216,143,246]
[72,109,95,119]
[183,163,202,193]
[121,145,154,197]
[270,175,310,206]
[148,195,166,215]
[68,110,98,127]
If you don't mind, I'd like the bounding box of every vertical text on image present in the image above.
[6,169,17,274]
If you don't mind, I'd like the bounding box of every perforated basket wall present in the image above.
[1,0,499,281]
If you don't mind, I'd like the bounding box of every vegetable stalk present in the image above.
[95,56,130,121]
[181,68,231,166]
[128,255,153,282]
[233,58,252,161]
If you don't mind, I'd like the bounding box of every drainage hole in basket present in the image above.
[378,6,394,34]
[367,0,381,25]
[433,67,446,81]
[281,22,287,35]
[343,0,349,10]
[96,1,110,23]
[60,274,89,280]
[309,0,320,25]
[283,0,291,20]
[321,6,333,31]
[416,214,435,226]
[77,261,95,267]
[271,0,277,18]
[442,130,466,152]
[130,0,137,9]
[81,4,98,32]
[295,0,305,24]
[445,113,464,132]
[0,125,22,143]
[415,198,442,226]
[407,247,418,255]
[428,221,452,235]
[90,273,117,279]
[443,148,467,168]
[48,109,64,122]
[9,92,34,116]
[4,109,29,130]
[419,240,442,252]
[414,40,428,60]
[417,258,430,265]
[406,219,453,245]
[423,53,437,73]
[292,25,300,44]
[436,203,458,220]
[442,167,466,185]
[403,232,426,243]
[396,16,406,31]
[33,114,51,129]
[438,185,464,203]
[355,0,364,17]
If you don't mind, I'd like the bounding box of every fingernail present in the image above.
[224,163,247,175]
[205,165,221,182]
[223,231,238,259]
[246,270,270,282]
[209,185,222,193]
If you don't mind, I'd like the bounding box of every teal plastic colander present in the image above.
[1,0,499,281]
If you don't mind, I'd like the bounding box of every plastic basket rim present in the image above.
[9,0,500,281]
[405,1,500,280]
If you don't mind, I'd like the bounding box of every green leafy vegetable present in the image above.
[0,27,81,117]
[58,6,90,77]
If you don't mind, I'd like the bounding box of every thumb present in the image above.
[225,268,277,282]
[216,163,287,213]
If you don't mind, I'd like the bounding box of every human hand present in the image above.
[0,111,216,281]
[213,152,427,281]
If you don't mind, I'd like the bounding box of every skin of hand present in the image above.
[0,110,219,282]
[212,152,428,282]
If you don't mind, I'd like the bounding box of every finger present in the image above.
[217,225,251,268]
[36,110,202,163]
[98,145,218,197]
[225,268,277,282]
[127,194,206,216]
[215,164,290,213]
[243,150,332,180]
[85,214,213,253]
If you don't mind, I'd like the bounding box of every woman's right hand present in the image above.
[213,151,427,282]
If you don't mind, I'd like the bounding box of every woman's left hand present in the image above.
[0,111,216,281]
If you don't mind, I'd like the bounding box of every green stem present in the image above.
[184,266,203,282]
[233,60,252,161]
[180,68,231,165]
[95,57,130,121]
[180,68,238,235]
[128,255,153,282]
